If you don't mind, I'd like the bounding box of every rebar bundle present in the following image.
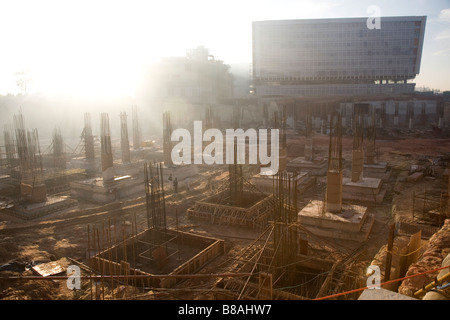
[120,112,131,164]
[144,162,167,231]
[13,112,47,202]
[100,113,114,183]
[366,105,377,165]
[83,113,95,160]
[52,127,65,169]
[326,110,343,213]
[271,171,298,287]
[132,105,141,150]
[304,105,314,161]
[162,111,173,166]
[351,104,364,182]
[327,111,342,173]
[3,125,16,169]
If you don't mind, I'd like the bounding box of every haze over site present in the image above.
[1,0,449,99]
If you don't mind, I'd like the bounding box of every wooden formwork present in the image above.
[187,192,274,229]
[90,228,225,289]
[215,251,336,300]
[163,236,225,287]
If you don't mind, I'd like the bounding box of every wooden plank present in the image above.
[258,272,272,300]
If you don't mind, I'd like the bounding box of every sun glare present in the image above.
[1,1,216,98]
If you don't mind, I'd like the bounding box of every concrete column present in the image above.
[163,112,174,166]
[120,112,131,164]
[304,137,313,161]
[101,113,115,183]
[101,141,115,183]
[394,102,399,126]
[409,117,414,130]
[20,173,47,203]
[394,116,399,126]
[326,170,342,213]
[279,147,287,172]
[352,149,364,182]
[366,143,376,165]
[438,117,443,129]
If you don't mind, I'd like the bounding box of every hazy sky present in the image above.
[1,0,449,98]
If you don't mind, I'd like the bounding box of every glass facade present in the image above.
[252,16,426,96]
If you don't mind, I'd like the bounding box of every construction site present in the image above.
[0,96,449,302]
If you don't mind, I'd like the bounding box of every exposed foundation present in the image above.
[70,175,143,204]
[342,176,386,204]
[187,190,273,229]
[91,228,225,289]
[351,149,363,182]
[363,105,391,181]
[68,157,99,175]
[363,162,391,181]
[215,251,336,300]
[286,157,328,176]
[342,103,385,204]
[215,169,339,300]
[297,110,374,242]
[20,182,47,203]
[71,113,144,204]
[326,170,343,213]
[286,105,327,176]
[251,171,316,196]
[298,200,374,242]
[3,195,77,220]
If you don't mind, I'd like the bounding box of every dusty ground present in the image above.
[0,133,449,300]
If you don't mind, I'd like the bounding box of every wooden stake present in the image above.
[87,224,93,300]
[384,223,395,282]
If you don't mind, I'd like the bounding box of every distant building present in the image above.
[252,16,426,97]
[139,46,234,106]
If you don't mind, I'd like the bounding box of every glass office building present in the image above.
[252,16,426,97]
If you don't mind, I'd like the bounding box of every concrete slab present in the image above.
[298,200,368,232]
[298,200,374,241]
[70,175,143,203]
[364,162,388,172]
[287,157,328,176]
[68,157,99,173]
[3,195,77,220]
[343,177,382,189]
[342,177,385,203]
[251,171,315,195]
[407,172,424,182]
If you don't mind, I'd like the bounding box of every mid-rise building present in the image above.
[139,46,234,106]
[252,16,426,97]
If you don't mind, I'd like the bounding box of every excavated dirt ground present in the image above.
[0,132,449,300]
